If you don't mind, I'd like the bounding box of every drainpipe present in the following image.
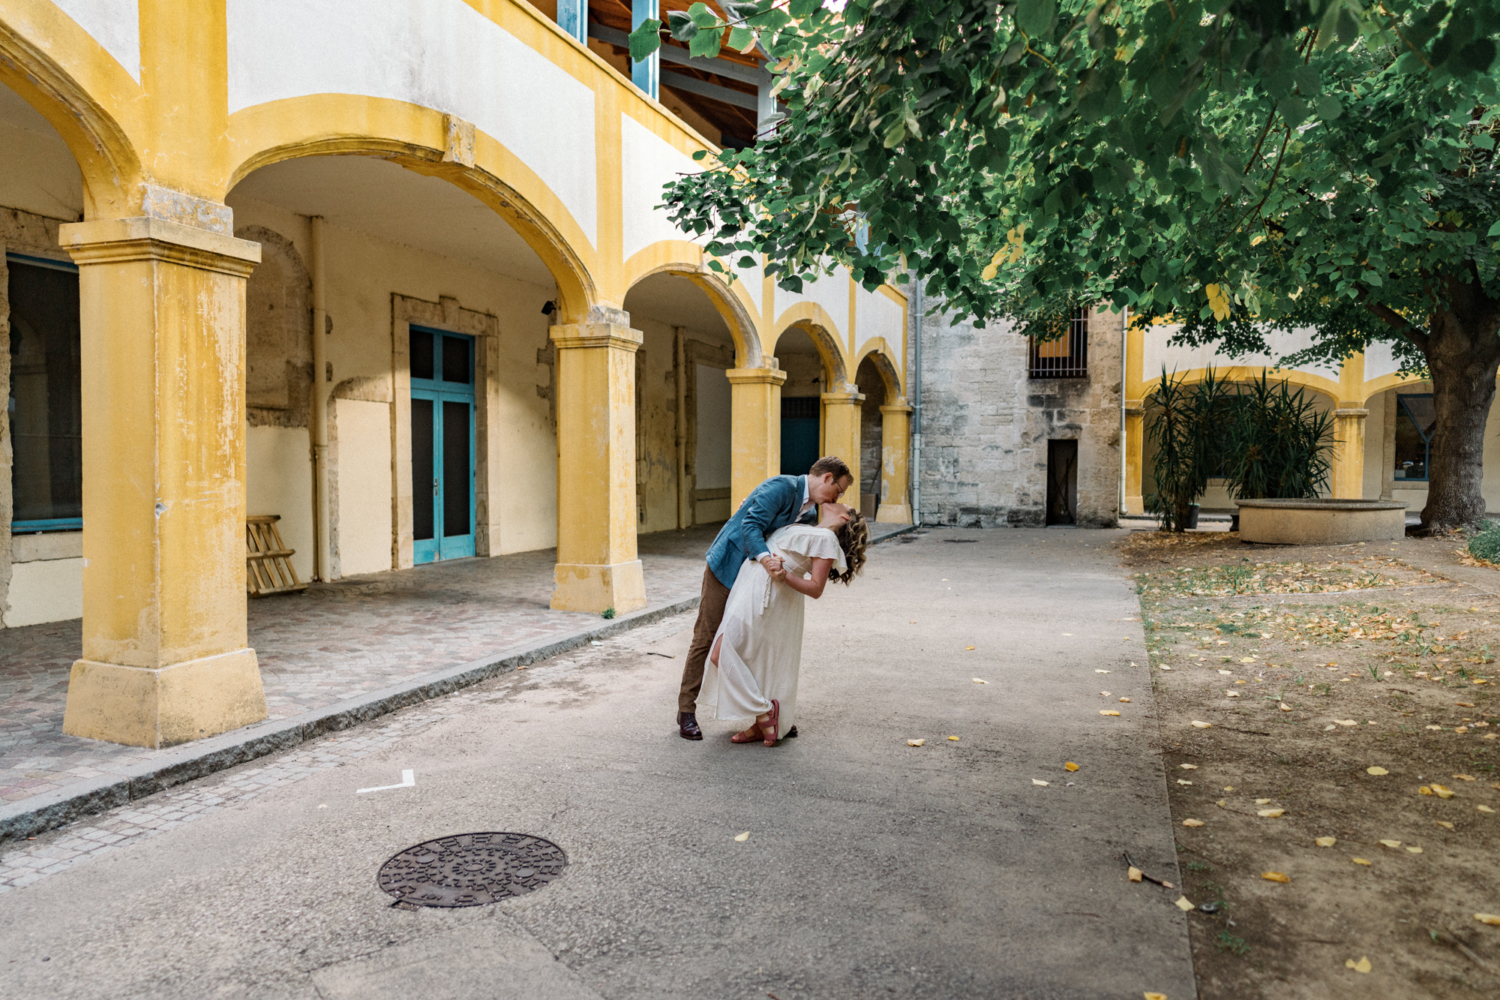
[675,325,687,529]
[910,277,923,526]
[1119,304,1129,521]
[310,216,331,582]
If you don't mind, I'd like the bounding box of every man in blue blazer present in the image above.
[676,455,853,739]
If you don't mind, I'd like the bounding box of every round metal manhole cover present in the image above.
[377,832,567,908]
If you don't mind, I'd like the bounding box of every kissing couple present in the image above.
[675,456,870,745]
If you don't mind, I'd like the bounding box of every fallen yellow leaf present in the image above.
[948,735,960,741]
[1258,808,1286,818]
[1479,805,1495,813]
[1191,721,1213,729]
[1352,857,1372,865]
[1335,719,1358,727]
[1128,866,1143,882]
[1119,697,1132,703]
[1065,762,1080,772]
[1173,896,1195,912]
[1437,821,1455,829]
[1032,778,1050,786]
[1279,704,1294,712]
[965,645,976,651]
[1419,786,1435,796]
[1346,956,1372,974]
[1261,872,1291,883]
[1452,774,1476,781]
[1179,764,1198,770]
[734,831,750,842]
[972,678,987,684]
[1366,766,1389,776]
[1144,993,1167,1000]
[1405,846,1423,854]
[1315,836,1337,847]
[1379,839,1402,848]
[1476,914,1500,926]
[1255,798,1273,805]
[1101,710,1121,716]
[1431,783,1456,799]
[1177,779,1193,785]
[1096,669,1112,674]
[1182,819,1205,828]
[907,739,926,747]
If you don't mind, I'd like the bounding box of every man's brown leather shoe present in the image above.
[677,711,703,740]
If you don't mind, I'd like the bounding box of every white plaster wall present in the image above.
[1143,324,1338,382]
[247,425,314,582]
[51,0,140,81]
[780,269,850,347]
[694,363,731,489]
[620,115,698,261]
[855,287,904,375]
[226,0,599,245]
[7,556,82,626]
[335,399,393,577]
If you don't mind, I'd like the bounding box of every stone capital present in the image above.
[879,402,914,417]
[726,366,787,387]
[821,388,865,405]
[549,321,643,353]
[60,217,261,276]
[1334,407,1370,419]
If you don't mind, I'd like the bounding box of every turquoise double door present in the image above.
[410,326,475,564]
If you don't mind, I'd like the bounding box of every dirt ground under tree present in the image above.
[1121,530,1500,998]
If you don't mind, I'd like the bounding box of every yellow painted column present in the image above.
[59,218,267,748]
[550,320,647,614]
[1332,352,1368,499]
[877,401,913,523]
[1124,316,1146,514]
[821,388,864,505]
[727,367,786,510]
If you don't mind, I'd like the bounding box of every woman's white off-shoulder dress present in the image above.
[699,523,846,735]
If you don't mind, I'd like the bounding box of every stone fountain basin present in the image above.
[1235,498,1408,545]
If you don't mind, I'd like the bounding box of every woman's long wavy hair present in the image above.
[830,509,868,584]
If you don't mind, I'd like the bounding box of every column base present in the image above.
[62,648,267,748]
[551,560,647,614]
[875,504,913,524]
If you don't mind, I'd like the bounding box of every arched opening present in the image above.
[0,79,89,628]
[623,272,738,531]
[855,356,888,519]
[775,325,834,476]
[227,154,563,577]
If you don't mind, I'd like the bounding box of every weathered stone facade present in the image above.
[912,302,1123,528]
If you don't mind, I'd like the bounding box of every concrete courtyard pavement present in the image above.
[0,528,1195,1000]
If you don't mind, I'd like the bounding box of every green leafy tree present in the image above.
[631,1,1500,531]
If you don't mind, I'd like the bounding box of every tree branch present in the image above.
[1360,288,1429,352]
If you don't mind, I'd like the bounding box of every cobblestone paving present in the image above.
[0,613,694,895]
[0,529,717,806]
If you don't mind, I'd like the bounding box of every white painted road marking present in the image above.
[357,769,415,794]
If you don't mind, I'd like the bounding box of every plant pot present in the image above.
[1184,504,1201,530]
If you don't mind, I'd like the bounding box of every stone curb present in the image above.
[0,595,701,845]
[0,524,918,845]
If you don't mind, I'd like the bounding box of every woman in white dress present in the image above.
[699,502,869,746]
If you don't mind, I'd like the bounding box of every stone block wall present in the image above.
[911,300,1123,528]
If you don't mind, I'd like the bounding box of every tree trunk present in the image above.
[1420,287,1500,533]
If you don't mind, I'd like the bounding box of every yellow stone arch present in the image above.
[768,302,850,386]
[0,2,143,218]
[852,338,904,400]
[225,95,599,323]
[623,240,764,368]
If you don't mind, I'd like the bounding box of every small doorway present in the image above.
[780,396,820,475]
[410,326,476,563]
[1046,439,1078,526]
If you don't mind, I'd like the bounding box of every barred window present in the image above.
[1028,309,1089,379]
